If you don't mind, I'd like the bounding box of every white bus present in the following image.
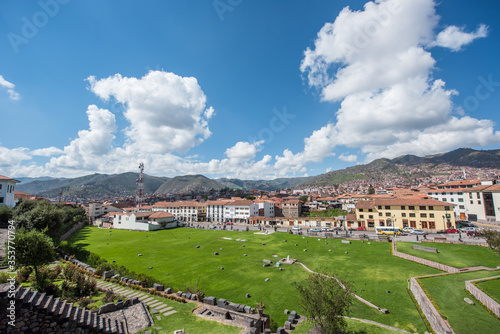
[375,226,402,235]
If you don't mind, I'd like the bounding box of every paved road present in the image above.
[183,222,488,244]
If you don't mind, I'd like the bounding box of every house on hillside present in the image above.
[0,175,20,208]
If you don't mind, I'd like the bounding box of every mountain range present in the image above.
[15,148,500,198]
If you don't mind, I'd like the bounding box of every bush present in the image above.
[101,290,115,304]
[43,283,59,296]
[78,297,93,309]
[17,266,33,282]
[96,262,112,276]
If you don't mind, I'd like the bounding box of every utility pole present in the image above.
[136,163,144,211]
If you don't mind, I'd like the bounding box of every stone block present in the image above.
[284,321,291,330]
[99,303,117,314]
[288,315,295,323]
[186,292,192,300]
[381,308,389,314]
[237,304,245,313]
[116,300,124,309]
[165,287,172,294]
[214,252,219,255]
[263,264,270,267]
[153,283,164,291]
[277,327,285,334]
[102,270,115,280]
[265,278,270,282]
[112,274,120,280]
[284,309,289,314]
[218,298,227,308]
[341,240,351,244]
[244,305,251,313]
[290,310,297,318]
[464,298,475,305]
[204,296,217,305]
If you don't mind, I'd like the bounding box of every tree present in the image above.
[367,185,375,195]
[0,205,13,224]
[479,229,500,254]
[295,271,352,334]
[299,195,309,202]
[15,228,55,289]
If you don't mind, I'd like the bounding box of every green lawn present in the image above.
[396,241,500,269]
[69,227,448,333]
[475,277,500,304]
[418,270,500,334]
[294,318,408,334]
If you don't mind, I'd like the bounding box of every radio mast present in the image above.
[136,162,145,211]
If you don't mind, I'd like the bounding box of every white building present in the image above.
[426,189,467,220]
[151,201,206,222]
[463,184,500,222]
[205,200,231,222]
[250,201,275,218]
[113,211,176,231]
[0,175,20,208]
[224,200,253,223]
[84,202,124,222]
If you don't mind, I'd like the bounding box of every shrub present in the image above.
[43,283,59,296]
[17,266,33,282]
[96,263,112,276]
[101,289,115,304]
[79,297,93,308]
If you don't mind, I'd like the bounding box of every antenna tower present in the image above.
[136,162,145,211]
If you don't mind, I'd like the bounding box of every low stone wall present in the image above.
[465,276,500,318]
[410,277,455,334]
[60,221,87,241]
[392,241,459,273]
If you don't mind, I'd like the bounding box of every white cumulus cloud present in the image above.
[432,24,488,51]
[87,70,214,154]
[275,0,500,173]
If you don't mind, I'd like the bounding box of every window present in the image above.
[379,212,383,217]
[419,206,426,210]
[458,198,464,202]
[420,213,427,218]
[410,221,416,228]
[470,201,474,205]
[429,213,434,218]
[409,206,415,210]
[477,193,480,199]
[379,220,385,226]
[368,208,373,212]
[445,206,451,211]
[459,205,465,209]
[450,198,454,202]
[409,213,416,217]
[385,206,390,210]
[429,221,435,229]
[428,206,433,210]
[401,206,406,210]
[359,209,363,212]
[402,213,406,217]
[422,221,428,229]
[385,212,391,217]
[0,184,2,189]
[378,205,382,209]
[478,201,482,205]
[0,197,3,203]
[359,215,364,218]
[369,215,373,219]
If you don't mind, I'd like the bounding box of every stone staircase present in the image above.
[14,285,127,333]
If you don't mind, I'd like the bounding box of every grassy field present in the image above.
[70,227,479,332]
[475,277,500,304]
[418,270,500,334]
[294,318,408,334]
[396,241,500,268]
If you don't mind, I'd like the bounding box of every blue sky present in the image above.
[0,0,499,180]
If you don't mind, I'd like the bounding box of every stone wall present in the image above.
[465,276,500,318]
[0,283,125,334]
[410,277,455,334]
[60,220,87,241]
[392,241,459,273]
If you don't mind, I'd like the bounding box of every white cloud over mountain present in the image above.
[277,0,500,174]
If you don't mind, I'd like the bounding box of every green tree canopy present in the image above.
[479,229,500,254]
[0,205,13,224]
[299,195,309,202]
[295,271,352,334]
[14,228,55,288]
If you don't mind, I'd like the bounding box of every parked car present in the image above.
[356,226,366,231]
[226,222,233,225]
[461,227,476,233]
[445,228,459,233]
[310,228,321,232]
[321,227,330,232]
[292,226,302,231]
[403,227,414,233]
[467,230,480,237]
[411,229,427,235]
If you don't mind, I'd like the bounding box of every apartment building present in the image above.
[0,175,20,208]
[205,200,232,222]
[281,199,302,218]
[151,201,206,222]
[426,188,467,219]
[355,198,456,231]
[250,200,275,218]
[224,200,253,223]
[463,184,500,222]
[84,202,124,222]
[112,211,176,231]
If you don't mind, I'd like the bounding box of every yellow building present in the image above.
[355,198,456,231]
